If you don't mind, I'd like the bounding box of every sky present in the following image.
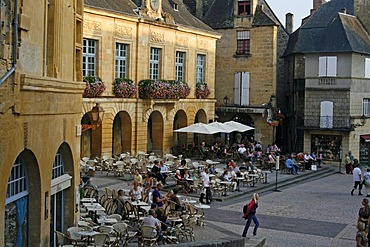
[266,0,313,31]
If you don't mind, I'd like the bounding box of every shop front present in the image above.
[311,134,342,161]
[360,135,370,167]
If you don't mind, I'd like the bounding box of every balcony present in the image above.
[304,115,351,130]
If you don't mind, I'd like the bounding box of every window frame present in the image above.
[318,56,337,77]
[236,30,250,55]
[363,98,370,116]
[238,0,251,16]
[82,39,97,77]
[196,54,205,83]
[115,43,129,79]
[150,47,161,80]
[365,58,370,78]
[175,51,186,81]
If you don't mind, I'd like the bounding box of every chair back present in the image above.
[140,225,156,238]
[93,233,109,247]
[66,227,83,240]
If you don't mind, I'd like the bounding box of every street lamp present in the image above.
[82,103,105,132]
[223,95,230,105]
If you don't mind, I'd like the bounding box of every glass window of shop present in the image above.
[311,135,342,161]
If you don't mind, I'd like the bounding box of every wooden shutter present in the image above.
[240,72,250,105]
[234,72,241,105]
[326,56,337,77]
[318,57,327,77]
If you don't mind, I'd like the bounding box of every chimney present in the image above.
[196,0,203,19]
[354,0,370,33]
[285,13,294,34]
[313,0,325,11]
[340,8,347,14]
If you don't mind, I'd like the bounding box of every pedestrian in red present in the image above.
[242,193,259,238]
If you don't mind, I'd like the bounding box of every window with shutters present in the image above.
[196,54,205,83]
[318,56,337,77]
[234,72,250,106]
[83,39,97,76]
[175,51,186,81]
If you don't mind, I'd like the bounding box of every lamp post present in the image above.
[223,95,229,105]
[338,145,343,174]
[82,103,105,132]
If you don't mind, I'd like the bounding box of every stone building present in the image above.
[0,0,84,245]
[283,0,370,164]
[187,0,289,149]
[81,0,220,158]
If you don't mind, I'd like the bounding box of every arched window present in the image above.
[5,155,29,247]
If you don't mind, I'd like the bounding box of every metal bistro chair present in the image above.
[139,225,158,246]
[55,231,76,247]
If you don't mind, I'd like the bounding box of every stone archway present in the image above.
[173,110,188,147]
[112,111,132,155]
[81,113,102,158]
[147,111,164,156]
[195,109,207,124]
[4,149,41,246]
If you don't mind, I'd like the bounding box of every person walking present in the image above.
[363,169,370,197]
[352,160,363,196]
[242,193,260,238]
[358,198,370,245]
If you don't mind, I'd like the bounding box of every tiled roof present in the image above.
[84,0,138,16]
[163,0,214,32]
[284,0,370,56]
[202,0,280,29]
[85,0,215,33]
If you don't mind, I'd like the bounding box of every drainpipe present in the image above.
[0,0,18,85]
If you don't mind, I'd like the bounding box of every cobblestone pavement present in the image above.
[91,165,363,246]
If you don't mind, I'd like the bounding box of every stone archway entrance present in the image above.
[112,111,132,155]
[81,113,102,158]
[147,111,164,155]
[193,109,208,145]
[173,110,188,147]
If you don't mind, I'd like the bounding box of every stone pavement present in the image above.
[88,161,350,246]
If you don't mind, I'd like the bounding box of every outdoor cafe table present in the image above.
[219,181,232,196]
[236,177,244,191]
[248,174,258,187]
[97,217,118,225]
[262,170,271,184]
[132,201,148,207]
[183,199,197,204]
[83,203,105,212]
[81,198,96,203]
[193,204,211,209]
[77,230,99,244]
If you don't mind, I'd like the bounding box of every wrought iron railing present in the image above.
[304,115,351,129]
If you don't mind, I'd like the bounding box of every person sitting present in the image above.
[129,181,144,202]
[285,156,299,175]
[200,141,209,160]
[246,161,257,173]
[238,144,247,155]
[160,161,168,185]
[142,209,163,245]
[222,170,237,191]
[152,183,167,207]
[143,172,154,195]
[304,152,314,170]
[169,188,186,211]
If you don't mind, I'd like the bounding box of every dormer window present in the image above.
[238,0,251,16]
[173,3,178,11]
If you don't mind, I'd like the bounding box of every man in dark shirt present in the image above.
[152,183,166,207]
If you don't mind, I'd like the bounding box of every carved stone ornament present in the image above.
[150,31,165,43]
[115,25,133,39]
[176,36,188,47]
[84,20,102,32]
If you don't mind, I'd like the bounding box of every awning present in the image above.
[360,135,370,142]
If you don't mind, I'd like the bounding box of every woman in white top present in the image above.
[129,181,144,201]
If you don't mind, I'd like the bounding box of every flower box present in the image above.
[138,79,190,99]
[112,78,137,98]
[83,76,106,98]
[195,82,210,99]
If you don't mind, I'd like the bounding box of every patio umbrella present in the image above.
[223,121,254,132]
[173,123,221,134]
[208,121,236,133]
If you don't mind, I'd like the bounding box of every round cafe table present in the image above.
[193,203,211,209]
[248,174,258,187]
